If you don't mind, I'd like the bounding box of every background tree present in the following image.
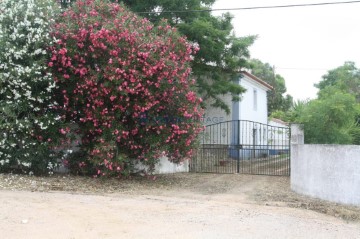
[298,87,359,144]
[249,59,293,115]
[59,0,257,113]
[315,61,360,144]
[121,0,258,113]
[271,62,360,145]
[270,99,309,123]
[315,61,360,102]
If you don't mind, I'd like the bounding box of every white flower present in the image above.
[21,162,31,167]
[0,0,60,168]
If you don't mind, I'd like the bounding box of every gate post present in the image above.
[290,124,304,145]
[290,124,304,178]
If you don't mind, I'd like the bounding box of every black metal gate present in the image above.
[190,120,291,176]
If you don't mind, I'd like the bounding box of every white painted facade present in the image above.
[202,72,272,146]
[235,75,269,124]
[204,71,272,126]
[201,72,275,159]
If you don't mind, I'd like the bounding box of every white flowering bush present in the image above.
[0,0,64,175]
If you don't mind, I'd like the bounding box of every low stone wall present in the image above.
[134,157,189,174]
[291,124,360,206]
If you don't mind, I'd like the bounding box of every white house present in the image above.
[203,71,273,125]
[146,71,275,172]
[268,118,290,155]
[202,71,276,159]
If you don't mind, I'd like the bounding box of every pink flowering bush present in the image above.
[49,0,203,176]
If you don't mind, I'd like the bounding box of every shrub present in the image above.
[0,0,65,175]
[49,0,203,176]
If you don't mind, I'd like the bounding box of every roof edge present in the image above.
[239,71,274,91]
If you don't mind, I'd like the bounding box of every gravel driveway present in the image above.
[1,173,359,239]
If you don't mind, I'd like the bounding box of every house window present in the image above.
[253,89,257,111]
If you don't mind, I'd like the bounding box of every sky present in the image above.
[212,0,360,101]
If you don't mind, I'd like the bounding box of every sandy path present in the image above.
[1,190,359,239]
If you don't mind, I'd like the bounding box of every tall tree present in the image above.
[249,59,293,115]
[120,0,256,113]
[59,0,256,113]
[299,87,359,144]
[315,61,360,144]
[271,62,360,145]
[315,61,360,102]
[270,99,309,123]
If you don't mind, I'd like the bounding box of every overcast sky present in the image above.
[212,0,360,101]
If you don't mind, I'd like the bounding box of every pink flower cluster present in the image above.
[49,0,203,176]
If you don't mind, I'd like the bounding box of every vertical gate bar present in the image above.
[220,122,223,173]
[233,120,236,173]
[245,121,247,173]
[237,120,240,174]
[264,124,270,175]
[275,126,278,175]
[282,127,285,175]
[233,121,236,172]
[217,122,219,173]
[211,124,213,173]
[277,127,280,175]
[278,128,281,176]
[208,125,211,173]
[252,122,254,174]
[228,121,231,173]
[288,127,291,176]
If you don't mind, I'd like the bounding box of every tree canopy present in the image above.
[272,62,360,145]
[315,61,360,102]
[299,88,359,144]
[121,0,257,113]
[61,0,257,113]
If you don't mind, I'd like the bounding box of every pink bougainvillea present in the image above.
[49,0,203,176]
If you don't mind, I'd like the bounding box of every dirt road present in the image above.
[0,173,359,239]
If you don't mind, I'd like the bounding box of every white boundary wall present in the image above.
[291,124,360,206]
[152,157,189,174]
[135,157,189,174]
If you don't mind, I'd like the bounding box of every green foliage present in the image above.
[312,62,360,144]
[272,62,360,145]
[270,100,308,123]
[118,0,256,114]
[272,90,359,145]
[249,59,293,115]
[299,87,359,144]
[315,61,360,102]
[58,0,257,113]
